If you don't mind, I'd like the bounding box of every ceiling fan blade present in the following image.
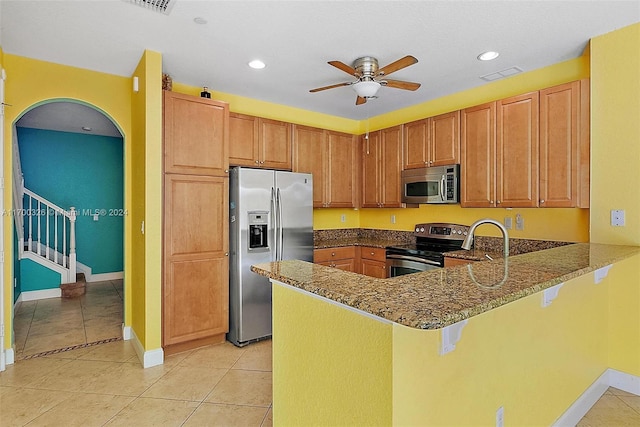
[356,96,367,105]
[328,60,357,76]
[377,55,418,76]
[382,79,421,91]
[309,82,352,93]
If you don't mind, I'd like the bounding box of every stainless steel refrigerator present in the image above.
[228,167,313,347]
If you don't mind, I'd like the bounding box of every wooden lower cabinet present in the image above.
[163,174,229,353]
[314,246,387,278]
[359,247,387,278]
[314,246,357,272]
[444,257,475,268]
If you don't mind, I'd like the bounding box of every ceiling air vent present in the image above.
[126,0,176,15]
[480,66,524,82]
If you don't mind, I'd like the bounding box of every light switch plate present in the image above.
[504,217,512,229]
[611,209,625,226]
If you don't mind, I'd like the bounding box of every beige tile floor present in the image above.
[3,280,637,426]
[0,339,273,426]
[13,280,124,359]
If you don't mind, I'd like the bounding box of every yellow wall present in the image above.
[590,23,640,245]
[171,82,360,134]
[2,54,132,352]
[272,254,639,426]
[176,55,591,242]
[130,50,163,350]
[272,283,393,426]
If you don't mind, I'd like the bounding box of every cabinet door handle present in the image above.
[260,161,265,164]
[225,252,229,256]
[540,199,545,204]
[255,160,259,164]
[370,252,375,256]
[497,200,501,204]
[331,252,336,257]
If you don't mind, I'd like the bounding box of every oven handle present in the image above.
[386,254,441,266]
[440,174,446,202]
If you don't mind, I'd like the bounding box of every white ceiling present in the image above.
[3,0,640,134]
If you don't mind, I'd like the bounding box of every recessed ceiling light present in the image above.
[82,126,92,132]
[248,59,266,70]
[193,17,207,25]
[477,51,500,61]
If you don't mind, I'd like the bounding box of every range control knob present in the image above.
[420,227,425,232]
[415,227,420,232]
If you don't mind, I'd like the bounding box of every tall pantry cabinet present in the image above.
[162,91,230,355]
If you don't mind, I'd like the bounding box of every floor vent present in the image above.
[126,0,176,15]
[480,66,524,82]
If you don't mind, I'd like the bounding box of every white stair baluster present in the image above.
[37,200,41,255]
[45,205,50,260]
[69,207,77,280]
[28,195,33,252]
[54,210,58,264]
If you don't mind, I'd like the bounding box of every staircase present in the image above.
[13,131,78,288]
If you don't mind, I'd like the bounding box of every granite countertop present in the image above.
[252,243,640,330]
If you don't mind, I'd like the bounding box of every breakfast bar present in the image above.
[252,243,640,426]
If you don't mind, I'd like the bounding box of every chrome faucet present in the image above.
[462,218,509,258]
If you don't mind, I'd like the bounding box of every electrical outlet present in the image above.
[496,406,504,427]
[504,217,512,229]
[391,215,396,224]
[515,214,524,230]
[340,214,346,223]
[611,209,625,226]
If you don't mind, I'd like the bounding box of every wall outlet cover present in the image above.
[611,209,625,226]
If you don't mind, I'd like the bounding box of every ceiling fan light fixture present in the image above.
[352,80,381,98]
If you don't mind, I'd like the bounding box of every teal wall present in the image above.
[20,258,61,292]
[17,127,124,275]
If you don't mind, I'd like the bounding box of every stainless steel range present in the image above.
[386,223,470,277]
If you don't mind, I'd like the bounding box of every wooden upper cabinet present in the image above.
[293,125,326,207]
[326,131,359,208]
[260,118,292,170]
[403,119,429,169]
[496,92,539,208]
[292,125,358,208]
[163,91,229,176]
[539,80,590,208]
[361,131,381,208]
[461,102,496,207]
[430,111,460,166]
[362,125,403,208]
[229,113,292,170]
[229,112,259,167]
[403,111,460,169]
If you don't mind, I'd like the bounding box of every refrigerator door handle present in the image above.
[271,186,277,262]
[276,188,284,261]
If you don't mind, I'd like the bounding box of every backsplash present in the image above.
[474,236,572,255]
[314,228,414,244]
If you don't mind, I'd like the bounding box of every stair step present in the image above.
[60,273,87,298]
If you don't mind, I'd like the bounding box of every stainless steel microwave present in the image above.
[401,164,460,204]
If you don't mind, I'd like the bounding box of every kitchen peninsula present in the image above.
[252,243,640,426]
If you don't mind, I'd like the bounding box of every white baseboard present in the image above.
[122,325,132,340]
[18,288,62,302]
[609,368,640,395]
[553,369,640,426]
[4,347,15,366]
[130,327,164,368]
[88,271,124,283]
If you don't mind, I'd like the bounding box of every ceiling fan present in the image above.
[309,55,421,105]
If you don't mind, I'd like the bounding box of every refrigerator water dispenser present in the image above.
[248,211,269,251]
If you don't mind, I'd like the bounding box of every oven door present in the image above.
[386,254,442,277]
